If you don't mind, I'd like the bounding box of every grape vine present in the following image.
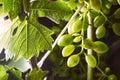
[0,0,120,80]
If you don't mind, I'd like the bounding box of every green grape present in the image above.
[68,20,76,34]
[117,0,120,4]
[108,74,117,80]
[57,34,73,46]
[101,4,110,15]
[94,15,106,28]
[108,0,114,3]
[105,2,112,9]
[73,36,82,43]
[96,25,106,39]
[67,0,78,10]
[103,0,112,9]
[88,10,99,19]
[62,45,75,57]
[93,41,109,54]
[68,25,74,34]
[85,54,97,68]
[83,38,96,49]
[89,0,102,11]
[72,19,83,33]
[113,8,120,19]
[113,0,118,5]
[108,0,118,5]
[112,23,120,36]
[105,67,111,74]
[67,54,80,67]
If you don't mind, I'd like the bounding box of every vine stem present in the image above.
[87,12,94,80]
[37,5,83,68]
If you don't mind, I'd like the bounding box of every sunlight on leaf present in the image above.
[6,18,53,60]
[0,14,18,52]
[7,57,31,72]
[30,0,73,23]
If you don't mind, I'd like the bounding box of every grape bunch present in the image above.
[57,16,109,68]
[57,0,120,79]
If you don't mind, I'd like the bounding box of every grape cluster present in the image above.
[58,0,119,79]
[57,16,109,68]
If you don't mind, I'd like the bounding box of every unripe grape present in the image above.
[102,0,112,9]
[112,23,120,36]
[62,45,75,57]
[94,15,106,28]
[108,0,114,3]
[88,10,99,19]
[105,2,112,9]
[57,34,73,46]
[89,0,101,11]
[85,54,97,68]
[105,67,111,74]
[73,36,82,43]
[108,74,117,80]
[72,19,83,33]
[68,20,75,34]
[96,25,106,39]
[101,5,110,15]
[93,41,109,54]
[83,38,96,49]
[117,0,120,4]
[108,0,118,5]
[67,54,80,67]
[68,25,74,34]
[113,8,120,19]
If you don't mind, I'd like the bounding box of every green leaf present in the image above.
[8,68,22,80]
[0,65,8,80]
[23,0,30,12]
[0,0,13,13]
[27,69,48,80]
[6,18,53,60]
[9,0,22,20]
[30,0,73,23]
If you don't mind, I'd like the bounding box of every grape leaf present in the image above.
[27,69,48,80]
[9,0,22,20]
[0,65,8,80]
[30,0,73,23]
[0,17,19,52]
[8,68,22,80]
[6,18,53,60]
[0,0,25,20]
[1,0,70,61]
[0,0,13,13]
